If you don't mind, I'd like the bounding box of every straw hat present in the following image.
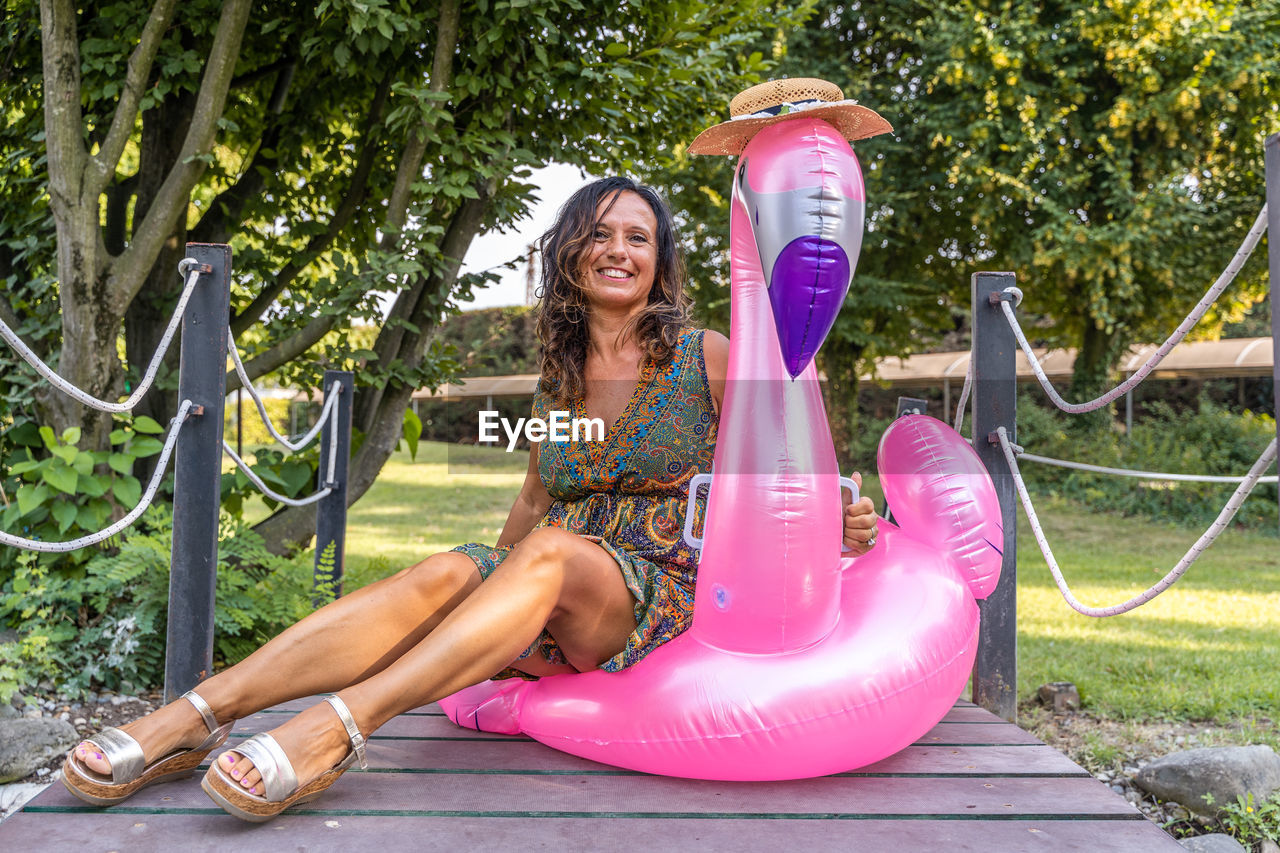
[688,77,893,156]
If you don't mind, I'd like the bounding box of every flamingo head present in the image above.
[733,119,866,378]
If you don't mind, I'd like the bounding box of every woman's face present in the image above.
[577,191,659,314]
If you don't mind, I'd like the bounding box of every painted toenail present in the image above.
[232,770,241,779]
[95,752,103,760]
[227,756,236,763]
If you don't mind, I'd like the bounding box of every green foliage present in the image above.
[2,0,801,439]
[1205,791,1280,847]
[824,1,1277,394]
[0,508,320,701]
[0,416,166,576]
[223,396,293,448]
[436,307,540,376]
[312,539,339,606]
[1014,394,1277,528]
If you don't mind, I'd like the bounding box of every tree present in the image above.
[809,1,1278,398]
[652,0,1280,441]
[2,0,798,551]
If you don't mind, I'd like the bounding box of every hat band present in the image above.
[730,98,861,122]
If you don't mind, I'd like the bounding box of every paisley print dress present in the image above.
[452,328,718,677]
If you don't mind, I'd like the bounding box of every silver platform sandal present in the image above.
[201,694,368,823]
[61,689,235,806]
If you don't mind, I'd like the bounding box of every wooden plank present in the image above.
[0,812,1181,852]
[21,770,1138,817]
[346,740,1085,777]
[939,705,1008,723]
[912,722,1042,746]
[236,712,1039,746]
[1,695,1179,852]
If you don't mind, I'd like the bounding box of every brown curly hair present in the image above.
[534,177,692,407]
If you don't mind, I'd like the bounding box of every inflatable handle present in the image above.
[838,476,860,553]
[682,473,714,549]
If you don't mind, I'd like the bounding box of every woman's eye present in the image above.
[593,229,608,240]
[629,234,649,244]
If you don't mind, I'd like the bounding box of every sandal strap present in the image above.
[231,733,299,802]
[181,690,220,735]
[325,695,368,771]
[84,727,144,784]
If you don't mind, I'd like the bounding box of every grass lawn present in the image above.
[330,441,1278,734]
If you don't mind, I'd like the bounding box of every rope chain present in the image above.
[0,400,195,552]
[999,204,1267,415]
[994,426,1277,617]
[221,441,334,508]
[1015,449,1279,484]
[227,332,341,452]
[953,359,974,434]
[221,380,343,507]
[0,260,205,413]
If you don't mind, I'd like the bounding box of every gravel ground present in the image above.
[1023,702,1278,843]
[4,689,160,782]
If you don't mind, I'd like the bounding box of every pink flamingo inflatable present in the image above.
[439,109,1002,780]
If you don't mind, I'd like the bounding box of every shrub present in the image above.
[1204,791,1280,847]
[0,415,168,579]
[0,507,320,702]
[1013,394,1277,530]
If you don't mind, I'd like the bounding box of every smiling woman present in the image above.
[61,172,879,820]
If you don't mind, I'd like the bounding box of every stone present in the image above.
[1258,841,1280,853]
[1037,681,1081,713]
[0,782,49,818]
[0,718,77,783]
[1177,835,1246,853]
[1135,746,1280,817]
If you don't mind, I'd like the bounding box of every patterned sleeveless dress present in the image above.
[452,328,718,677]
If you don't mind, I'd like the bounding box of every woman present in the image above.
[63,177,881,821]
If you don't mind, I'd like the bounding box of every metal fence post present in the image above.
[313,370,353,602]
[1265,133,1280,536]
[971,271,1018,721]
[163,243,230,703]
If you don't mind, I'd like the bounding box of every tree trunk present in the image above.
[125,93,197,483]
[818,344,865,471]
[1069,320,1124,433]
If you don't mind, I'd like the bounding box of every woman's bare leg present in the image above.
[76,550,484,775]
[216,527,636,796]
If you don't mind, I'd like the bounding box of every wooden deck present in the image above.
[1,698,1180,851]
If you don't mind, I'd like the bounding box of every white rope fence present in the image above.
[997,204,1267,415]
[952,206,1276,617]
[1016,450,1280,484]
[0,260,205,413]
[0,400,195,552]
[227,333,340,452]
[220,379,344,508]
[1,253,350,553]
[995,427,1277,617]
[953,359,973,434]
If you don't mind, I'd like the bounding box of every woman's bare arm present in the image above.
[496,441,554,547]
[703,329,729,416]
